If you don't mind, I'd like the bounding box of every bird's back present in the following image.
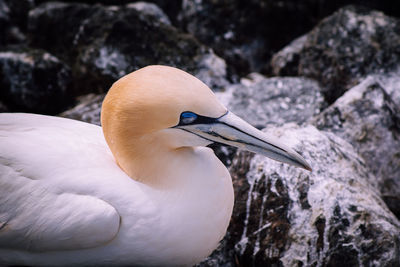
[0,113,125,265]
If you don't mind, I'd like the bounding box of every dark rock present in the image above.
[271,5,400,103]
[0,0,31,46]
[228,124,400,266]
[217,73,326,128]
[312,77,400,218]
[0,0,11,46]
[4,0,33,31]
[33,0,182,26]
[0,47,72,114]
[178,0,321,76]
[178,1,400,77]
[196,233,236,267]
[0,100,8,112]
[28,2,229,94]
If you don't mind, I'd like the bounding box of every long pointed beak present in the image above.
[176,111,312,171]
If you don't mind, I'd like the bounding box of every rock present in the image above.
[0,47,72,114]
[60,93,105,125]
[0,100,8,112]
[312,76,400,218]
[126,2,171,25]
[213,73,326,167]
[271,5,400,103]
[196,234,236,267]
[0,0,30,46]
[178,0,321,76]
[178,1,400,77]
[270,34,307,77]
[4,0,33,31]
[217,73,326,128]
[28,2,230,94]
[0,0,11,46]
[228,124,400,266]
[34,0,182,25]
[374,70,400,106]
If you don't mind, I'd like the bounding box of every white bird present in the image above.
[0,65,310,266]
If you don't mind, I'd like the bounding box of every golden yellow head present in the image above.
[101,65,227,138]
[101,65,311,183]
[101,65,229,181]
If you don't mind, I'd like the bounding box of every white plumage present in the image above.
[0,65,309,266]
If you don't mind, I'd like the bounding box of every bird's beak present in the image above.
[175,111,312,171]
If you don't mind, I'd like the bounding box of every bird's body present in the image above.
[0,113,233,266]
[0,65,310,266]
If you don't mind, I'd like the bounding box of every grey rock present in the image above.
[270,5,400,103]
[28,2,229,93]
[0,47,72,114]
[60,93,105,125]
[270,34,307,77]
[126,2,171,25]
[217,74,326,128]
[374,70,400,106]
[312,76,400,218]
[228,124,400,266]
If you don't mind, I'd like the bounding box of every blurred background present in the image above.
[1,0,400,266]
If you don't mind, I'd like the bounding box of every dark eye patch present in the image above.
[175,111,228,127]
[181,112,198,124]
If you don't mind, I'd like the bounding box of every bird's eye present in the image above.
[180,112,198,124]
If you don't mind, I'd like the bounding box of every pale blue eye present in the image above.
[181,112,197,124]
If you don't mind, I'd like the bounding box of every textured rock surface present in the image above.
[179,0,320,76]
[28,2,229,93]
[0,47,72,113]
[0,0,31,46]
[228,124,400,266]
[313,77,400,217]
[179,1,400,76]
[126,1,171,26]
[60,93,104,125]
[217,73,326,128]
[375,70,400,106]
[271,5,400,103]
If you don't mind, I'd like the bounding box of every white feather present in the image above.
[0,113,233,266]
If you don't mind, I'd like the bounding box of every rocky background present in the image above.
[1,0,400,266]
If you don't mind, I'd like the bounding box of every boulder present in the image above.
[312,76,400,218]
[178,0,322,76]
[179,1,400,77]
[28,2,229,94]
[228,124,400,266]
[217,73,326,128]
[0,47,72,114]
[0,0,31,46]
[126,2,171,26]
[60,93,104,125]
[33,0,182,25]
[271,5,400,103]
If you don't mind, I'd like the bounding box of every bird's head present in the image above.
[101,65,311,182]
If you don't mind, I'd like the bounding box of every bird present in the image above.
[0,65,311,266]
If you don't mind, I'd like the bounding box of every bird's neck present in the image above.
[109,130,193,188]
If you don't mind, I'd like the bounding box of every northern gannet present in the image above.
[0,65,310,266]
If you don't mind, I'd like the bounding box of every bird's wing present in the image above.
[0,113,121,252]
